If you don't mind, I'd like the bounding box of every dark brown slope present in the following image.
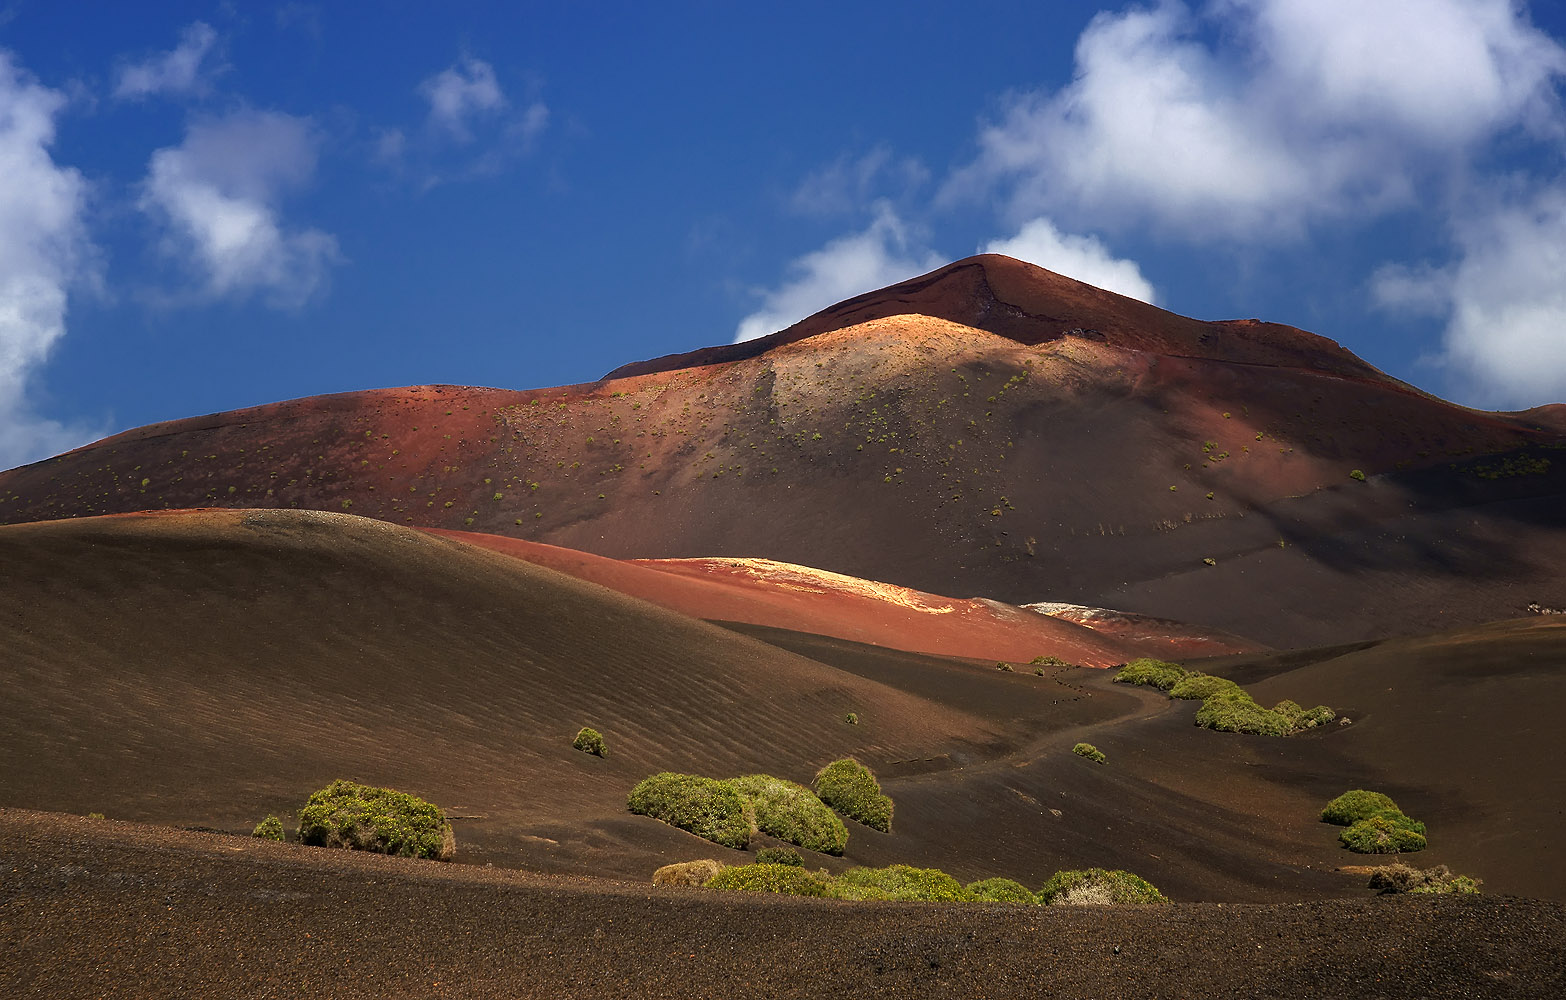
[0,509,993,880]
[7,810,1564,1000]
[3,256,1563,647]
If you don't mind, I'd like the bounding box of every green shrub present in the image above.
[814,758,893,833]
[1168,673,1244,701]
[1366,808,1426,835]
[627,773,751,849]
[966,877,1038,905]
[1072,742,1107,764]
[731,775,848,855]
[1114,659,1187,690]
[996,661,1014,672]
[1339,816,1427,854]
[1368,863,1480,895]
[828,865,970,902]
[1030,655,1073,668]
[756,847,804,867]
[1193,689,1291,736]
[572,727,607,757]
[1350,469,1366,481]
[705,863,830,897]
[252,815,285,841]
[1273,700,1336,730]
[844,712,859,725]
[1321,790,1401,826]
[1037,868,1169,905]
[652,859,725,886]
[296,779,455,861]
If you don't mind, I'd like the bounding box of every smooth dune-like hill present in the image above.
[3,255,1563,647]
[421,527,1262,663]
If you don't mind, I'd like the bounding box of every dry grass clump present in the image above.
[1037,868,1168,905]
[652,859,725,886]
[813,758,893,832]
[1368,863,1480,895]
[296,779,455,861]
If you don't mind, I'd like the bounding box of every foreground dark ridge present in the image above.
[3,809,1562,1000]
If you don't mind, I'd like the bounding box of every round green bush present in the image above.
[1366,808,1426,835]
[1113,659,1187,690]
[572,727,606,757]
[627,772,751,849]
[828,865,970,902]
[731,774,848,855]
[1339,816,1428,854]
[1168,673,1244,701]
[705,863,830,897]
[251,814,285,842]
[813,758,893,833]
[1037,868,1169,905]
[755,847,804,867]
[1321,790,1401,826]
[966,877,1038,905]
[296,779,454,861]
[1072,742,1107,764]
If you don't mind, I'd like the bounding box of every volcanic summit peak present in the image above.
[635,555,961,614]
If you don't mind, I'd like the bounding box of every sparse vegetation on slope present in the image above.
[627,773,752,849]
[1037,868,1169,906]
[296,779,455,861]
[1121,663,1336,737]
[813,758,893,832]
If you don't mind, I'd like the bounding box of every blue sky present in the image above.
[3,1,1566,469]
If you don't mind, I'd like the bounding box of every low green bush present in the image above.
[1114,659,1187,690]
[252,815,285,841]
[756,847,804,867]
[1072,742,1107,764]
[1193,689,1291,736]
[627,773,751,849]
[814,758,893,833]
[1273,700,1337,730]
[828,864,970,902]
[572,727,607,757]
[996,661,1014,672]
[966,877,1038,905]
[1030,655,1073,668]
[1339,816,1428,854]
[1037,868,1169,905]
[1321,790,1401,826]
[731,775,848,855]
[652,859,725,886]
[1366,808,1426,835]
[1168,673,1244,701]
[705,863,830,896]
[1368,863,1480,895]
[296,779,454,861]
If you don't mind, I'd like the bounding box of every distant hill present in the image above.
[4,255,1563,646]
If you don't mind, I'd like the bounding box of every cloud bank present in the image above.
[0,52,101,470]
[983,219,1156,304]
[139,110,339,306]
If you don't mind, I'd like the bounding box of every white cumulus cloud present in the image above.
[733,204,945,343]
[1379,187,1566,408]
[420,58,506,141]
[139,110,339,307]
[114,22,220,101]
[982,218,1157,304]
[0,52,102,471]
[946,0,1566,239]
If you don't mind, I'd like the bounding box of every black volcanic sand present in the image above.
[4,810,1563,1000]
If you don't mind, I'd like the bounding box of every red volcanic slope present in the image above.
[424,528,1260,664]
[3,255,1563,646]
